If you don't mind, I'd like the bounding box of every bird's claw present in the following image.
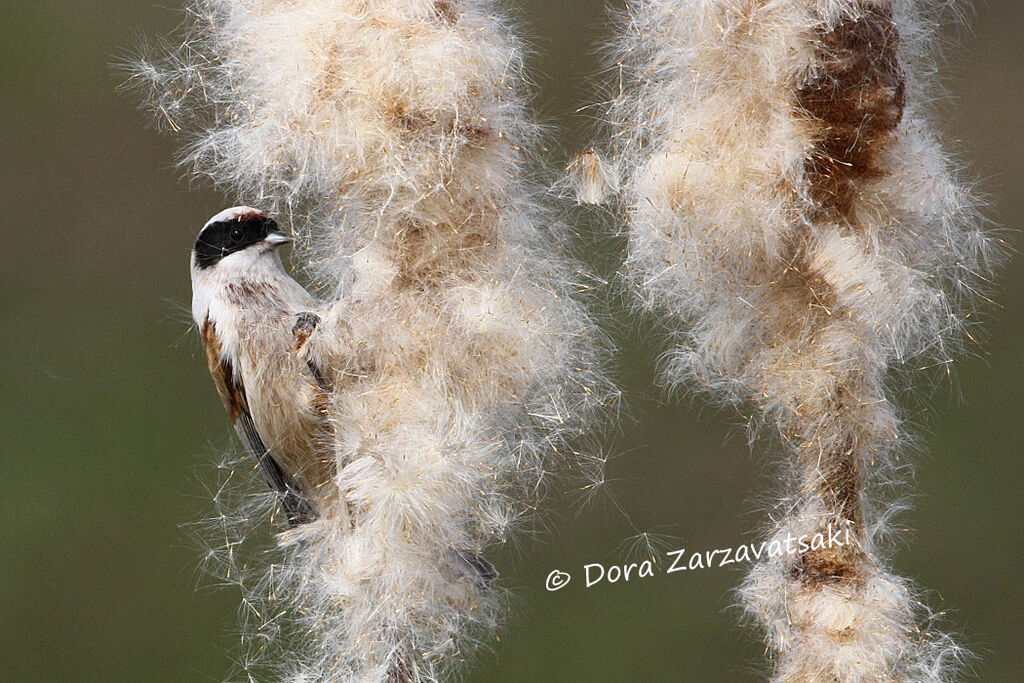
[292,312,321,352]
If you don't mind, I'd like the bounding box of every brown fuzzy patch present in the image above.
[825,436,863,527]
[386,648,416,683]
[762,252,841,341]
[311,42,344,104]
[791,435,865,588]
[383,100,437,134]
[433,0,460,25]
[831,626,857,643]
[383,99,493,145]
[792,544,860,585]
[459,123,494,146]
[393,216,493,287]
[797,4,905,220]
[790,512,865,588]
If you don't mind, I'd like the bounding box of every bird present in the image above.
[190,206,332,527]
[190,207,498,585]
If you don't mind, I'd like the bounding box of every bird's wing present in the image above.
[201,319,317,526]
[233,409,317,526]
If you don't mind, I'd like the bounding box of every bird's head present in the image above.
[191,207,293,274]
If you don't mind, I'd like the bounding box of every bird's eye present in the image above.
[230,228,244,242]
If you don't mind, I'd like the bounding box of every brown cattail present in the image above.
[603,0,999,680]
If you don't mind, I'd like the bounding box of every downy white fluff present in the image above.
[602,0,999,680]
[135,1,614,680]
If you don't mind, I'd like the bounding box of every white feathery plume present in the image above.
[604,0,999,680]
[565,149,619,205]
[132,1,613,680]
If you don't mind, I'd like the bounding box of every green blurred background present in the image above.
[1,1,1020,680]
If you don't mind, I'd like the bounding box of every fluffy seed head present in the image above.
[604,0,999,679]
[135,1,614,679]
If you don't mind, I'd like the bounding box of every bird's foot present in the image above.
[292,311,321,352]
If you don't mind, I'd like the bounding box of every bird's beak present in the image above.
[265,231,294,248]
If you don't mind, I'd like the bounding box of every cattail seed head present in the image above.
[602,0,999,680]
[134,1,614,679]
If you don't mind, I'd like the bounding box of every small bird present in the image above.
[190,207,332,526]
[190,207,498,584]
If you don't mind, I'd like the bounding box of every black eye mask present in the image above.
[193,215,277,269]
